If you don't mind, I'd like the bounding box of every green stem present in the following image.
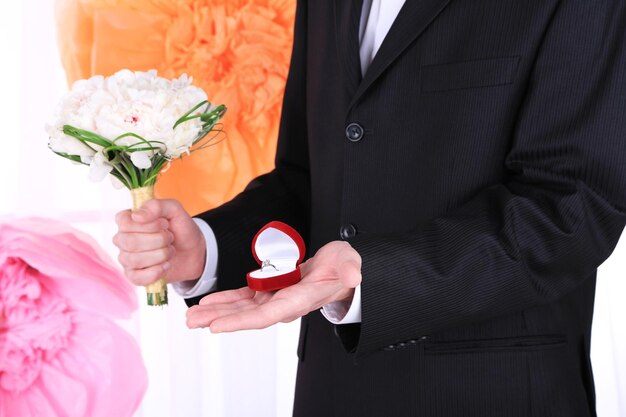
[144,159,168,186]
[119,154,140,188]
[110,170,131,189]
[111,163,133,188]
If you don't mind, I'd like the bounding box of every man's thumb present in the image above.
[131,199,183,223]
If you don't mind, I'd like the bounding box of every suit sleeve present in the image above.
[346,0,626,356]
[186,0,310,306]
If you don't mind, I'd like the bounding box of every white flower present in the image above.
[47,69,213,180]
[130,152,152,169]
[89,152,112,182]
[46,124,96,159]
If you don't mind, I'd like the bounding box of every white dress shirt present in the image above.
[173,0,407,325]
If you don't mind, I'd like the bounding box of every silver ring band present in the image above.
[261,259,278,272]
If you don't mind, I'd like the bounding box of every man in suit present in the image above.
[114,0,626,415]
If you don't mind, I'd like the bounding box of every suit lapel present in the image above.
[348,0,452,111]
[334,0,364,97]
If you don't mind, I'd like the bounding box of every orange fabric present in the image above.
[55,0,295,215]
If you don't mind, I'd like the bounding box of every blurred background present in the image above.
[0,0,624,416]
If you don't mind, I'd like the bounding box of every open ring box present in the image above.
[246,221,306,291]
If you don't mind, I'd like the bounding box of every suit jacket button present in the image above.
[345,123,364,142]
[340,224,357,240]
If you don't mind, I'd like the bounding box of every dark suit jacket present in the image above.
[190,0,626,415]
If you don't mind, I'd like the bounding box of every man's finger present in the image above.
[131,199,185,224]
[186,302,258,329]
[192,298,259,314]
[118,247,174,270]
[113,230,174,252]
[124,264,169,287]
[198,287,256,305]
[115,210,169,233]
[209,298,296,332]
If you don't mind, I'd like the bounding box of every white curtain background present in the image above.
[0,1,623,416]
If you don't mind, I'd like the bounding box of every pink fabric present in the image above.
[0,217,147,417]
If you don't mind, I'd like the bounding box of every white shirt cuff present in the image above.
[320,284,362,324]
[171,218,219,298]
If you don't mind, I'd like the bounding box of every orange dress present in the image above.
[54,0,295,215]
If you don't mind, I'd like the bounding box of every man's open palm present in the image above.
[186,241,362,332]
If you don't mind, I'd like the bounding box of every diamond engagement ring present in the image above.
[261,259,278,272]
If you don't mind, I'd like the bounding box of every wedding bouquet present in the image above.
[47,69,226,306]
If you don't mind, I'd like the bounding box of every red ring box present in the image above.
[246,221,306,292]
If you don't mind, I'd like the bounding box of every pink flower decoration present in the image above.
[0,218,147,417]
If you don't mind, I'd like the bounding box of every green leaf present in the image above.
[173,100,209,129]
[125,145,162,152]
[63,125,113,147]
[50,148,90,166]
[173,102,227,130]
